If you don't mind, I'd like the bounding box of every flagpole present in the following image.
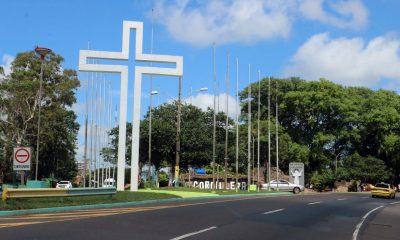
[224,51,229,189]
[257,70,261,192]
[268,76,271,191]
[247,64,251,192]
[235,58,239,192]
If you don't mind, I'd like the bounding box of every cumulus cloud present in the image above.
[155,0,295,47]
[0,54,14,79]
[184,93,241,119]
[154,0,369,47]
[299,0,368,30]
[284,33,400,87]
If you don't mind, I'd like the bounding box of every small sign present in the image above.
[289,162,304,187]
[13,147,31,170]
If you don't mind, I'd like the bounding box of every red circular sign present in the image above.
[15,148,30,163]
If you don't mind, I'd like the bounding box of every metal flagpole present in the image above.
[268,76,271,191]
[224,51,229,189]
[89,64,94,187]
[257,70,260,192]
[93,73,98,187]
[276,80,279,191]
[83,43,90,187]
[148,8,154,185]
[97,75,102,187]
[212,43,216,189]
[247,64,251,192]
[235,58,239,192]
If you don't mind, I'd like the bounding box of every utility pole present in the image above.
[224,51,229,189]
[174,76,182,187]
[276,80,279,191]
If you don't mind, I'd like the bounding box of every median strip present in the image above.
[263,208,285,215]
[170,226,217,240]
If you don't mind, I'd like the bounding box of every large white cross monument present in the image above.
[79,21,183,191]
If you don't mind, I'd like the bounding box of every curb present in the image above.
[0,192,290,217]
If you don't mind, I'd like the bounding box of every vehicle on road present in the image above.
[56,181,72,189]
[371,183,396,199]
[261,179,304,194]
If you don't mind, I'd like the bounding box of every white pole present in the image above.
[268,76,271,191]
[257,70,260,192]
[235,58,239,192]
[276,80,279,190]
[148,8,155,185]
[89,63,94,187]
[212,43,216,188]
[224,51,229,189]
[247,64,251,191]
[93,74,98,187]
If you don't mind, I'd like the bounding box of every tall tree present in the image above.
[0,51,80,181]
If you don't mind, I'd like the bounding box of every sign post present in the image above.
[13,147,31,171]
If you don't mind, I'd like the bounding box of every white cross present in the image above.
[79,21,183,191]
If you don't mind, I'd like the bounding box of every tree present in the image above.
[0,51,80,182]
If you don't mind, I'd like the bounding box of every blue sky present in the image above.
[1,0,400,160]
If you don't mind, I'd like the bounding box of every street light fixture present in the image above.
[34,46,51,181]
[190,87,208,105]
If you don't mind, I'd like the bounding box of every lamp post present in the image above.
[34,46,51,181]
[148,90,159,185]
[174,76,182,187]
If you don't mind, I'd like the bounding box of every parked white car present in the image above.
[56,181,72,189]
[262,180,304,194]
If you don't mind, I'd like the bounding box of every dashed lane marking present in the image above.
[263,208,285,215]
[308,202,321,205]
[170,226,217,240]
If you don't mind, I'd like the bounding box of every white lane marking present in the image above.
[171,226,217,240]
[389,201,400,205]
[308,202,321,205]
[263,208,285,215]
[361,197,369,199]
[337,198,347,201]
[352,205,383,240]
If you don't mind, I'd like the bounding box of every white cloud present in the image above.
[284,33,400,87]
[185,93,241,118]
[299,0,368,30]
[155,0,295,47]
[0,54,14,79]
[154,0,369,47]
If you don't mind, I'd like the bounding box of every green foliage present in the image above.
[0,51,80,181]
[343,153,389,183]
[310,169,335,191]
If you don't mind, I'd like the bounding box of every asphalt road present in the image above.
[0,193,398,240]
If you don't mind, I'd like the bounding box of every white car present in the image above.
[262,180,304,194]
[56,181,72,189]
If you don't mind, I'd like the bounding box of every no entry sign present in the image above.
[13,147,31,170]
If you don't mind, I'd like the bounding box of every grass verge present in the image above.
[0,191,181,211]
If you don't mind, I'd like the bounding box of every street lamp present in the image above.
[34,46,51,181]
[148,90,159,185]
[190,87,208,105]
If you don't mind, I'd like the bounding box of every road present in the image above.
[0,193,398,240]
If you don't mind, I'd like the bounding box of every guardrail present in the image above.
[2,187,117,201]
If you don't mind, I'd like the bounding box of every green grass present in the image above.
[0,187,282,211]
[0,191,181,211]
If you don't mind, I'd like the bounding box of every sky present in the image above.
[1,0,400,161]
